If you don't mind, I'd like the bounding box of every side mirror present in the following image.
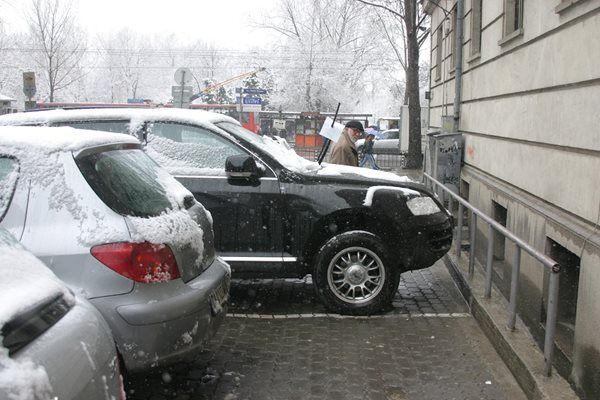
[225,154,260,179]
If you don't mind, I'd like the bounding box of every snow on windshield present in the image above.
[0,230,74,400]
[0,159,18,217]
[217,122,321,174]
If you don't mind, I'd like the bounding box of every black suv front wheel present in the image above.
[313,231,399,315]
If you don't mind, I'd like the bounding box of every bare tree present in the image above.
[262,0,380,112]
[358,0,429,168]
[95,29,160,102]
[26,0,87,102]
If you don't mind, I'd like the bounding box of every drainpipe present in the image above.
[453,0,464,133]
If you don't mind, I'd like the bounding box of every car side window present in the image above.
[385,130,399,139]
[146,122,245,176]
[0,157,19,221]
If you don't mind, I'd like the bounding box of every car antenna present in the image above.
[317,102,341,165]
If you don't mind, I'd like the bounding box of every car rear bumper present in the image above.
[91,256,231,372]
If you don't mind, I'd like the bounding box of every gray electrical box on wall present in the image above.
[425,131,463,195]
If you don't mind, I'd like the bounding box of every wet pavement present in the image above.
[126,261,527,400]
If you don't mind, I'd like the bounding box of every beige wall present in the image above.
[426,0,600,396]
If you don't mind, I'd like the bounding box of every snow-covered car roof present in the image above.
[0,107,240,132]
[0,125,139,153]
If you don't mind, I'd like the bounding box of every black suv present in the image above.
[0,108,453,315]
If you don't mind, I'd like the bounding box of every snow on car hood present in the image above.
[317,163,413,183]
[263,139,321,173]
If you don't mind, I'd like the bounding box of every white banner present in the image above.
[273,119,286,130]
[318,117,344,142]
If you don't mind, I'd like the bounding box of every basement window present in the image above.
[546,238,580,357]
[492,201,507,260]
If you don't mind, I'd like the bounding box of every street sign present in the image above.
[236,103,262,112]
[174,67,193,85]
[243,88,267,95]
[242,97,261,105]
[172,85,193,95]
[172,85,193,108]
[22,72,36,99]
[235,88,267,94]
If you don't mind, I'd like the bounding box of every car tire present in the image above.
[313,231,399,315]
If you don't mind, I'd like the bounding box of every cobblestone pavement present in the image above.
[125,261,526,400]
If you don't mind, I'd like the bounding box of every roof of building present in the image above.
[0,94,15,102]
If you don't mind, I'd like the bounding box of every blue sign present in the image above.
[237,97,262,105]
[243,97,262,105]
[243,88,267,95]
[127,98,145,104]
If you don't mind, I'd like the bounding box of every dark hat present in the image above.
[345,120,364,132]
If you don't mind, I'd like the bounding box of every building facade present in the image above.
[423,0,600,397]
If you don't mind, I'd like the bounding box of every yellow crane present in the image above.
[190,67,265,101]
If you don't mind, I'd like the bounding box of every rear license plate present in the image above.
[210,279,229,310]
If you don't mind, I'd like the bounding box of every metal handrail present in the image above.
[423,173,561,377]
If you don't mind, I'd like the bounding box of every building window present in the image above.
[470,0,482,57]
[435,26,443,80]
[504,0,523,36]
[449,7,457,71]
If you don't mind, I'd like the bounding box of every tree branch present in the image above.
[356,0,403,20]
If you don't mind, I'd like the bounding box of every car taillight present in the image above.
[91,242,180,283]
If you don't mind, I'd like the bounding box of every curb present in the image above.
[443,252,579,400]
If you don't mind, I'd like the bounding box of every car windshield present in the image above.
[216,122,320,174]
[75,148,174,218]
[0,157,19,220]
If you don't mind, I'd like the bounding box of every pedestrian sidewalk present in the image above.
[444,251,579,400]
[391,166,579,399]
[394,167,423,182]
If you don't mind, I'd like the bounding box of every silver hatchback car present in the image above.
[0,227,123,400]
[0,126,230,372]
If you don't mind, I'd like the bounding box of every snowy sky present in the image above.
[1,0,279,49]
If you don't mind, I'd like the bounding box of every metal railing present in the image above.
[293,143,407,169]
[423,173,561,377]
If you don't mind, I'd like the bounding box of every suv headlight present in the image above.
[406,196,442,216]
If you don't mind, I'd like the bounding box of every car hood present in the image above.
[314,163,416,187]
